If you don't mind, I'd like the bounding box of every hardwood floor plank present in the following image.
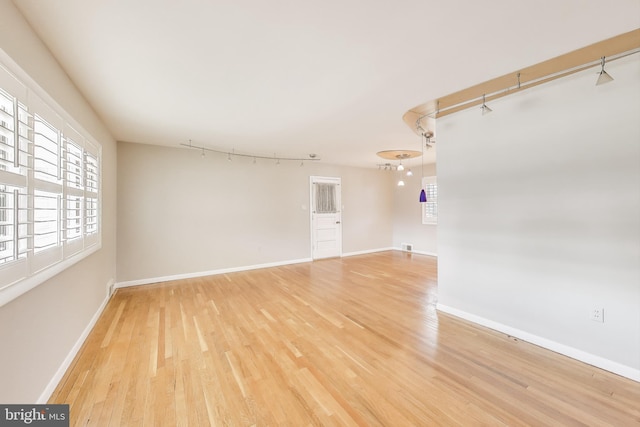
[49,251,640,426]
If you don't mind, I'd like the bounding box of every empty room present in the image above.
[1,0,639,425]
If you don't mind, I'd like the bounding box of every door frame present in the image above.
[309,176,342,260]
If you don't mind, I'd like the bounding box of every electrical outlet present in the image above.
[590,307,604,323]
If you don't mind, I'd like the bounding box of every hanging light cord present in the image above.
[421,133,424,178]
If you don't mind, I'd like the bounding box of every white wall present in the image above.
[0,0,118,402]
[392,162,437,255]
[437,53,640,378]
[117,142,393,284]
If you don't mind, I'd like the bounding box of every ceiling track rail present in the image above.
[403,29,640,134]
[180,141,321,163]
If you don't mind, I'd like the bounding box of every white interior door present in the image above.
[310,176,342,259]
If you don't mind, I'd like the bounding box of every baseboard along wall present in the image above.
[436,303,640,383]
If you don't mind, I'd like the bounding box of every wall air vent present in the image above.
[402,243,413,252]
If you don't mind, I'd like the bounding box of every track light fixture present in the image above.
[481,94,492,115]
[376,150,421,184]
[181,141,321,164]
[596,56,614,85]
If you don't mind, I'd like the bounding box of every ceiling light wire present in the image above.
[419,130,426,203]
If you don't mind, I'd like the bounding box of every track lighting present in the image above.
[397,163,404,171]
[181,142,321,164]
[406,169,413,177]
[596,56,614,85]
[481,94,492,115]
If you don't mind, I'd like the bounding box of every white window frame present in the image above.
[0,49,101,307]
[422,176,437,225]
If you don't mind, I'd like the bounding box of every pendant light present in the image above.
[419,131,427,203]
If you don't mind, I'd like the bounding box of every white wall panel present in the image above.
[116,143,393,283]
[437,54,640,374]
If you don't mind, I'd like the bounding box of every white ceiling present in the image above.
[12,0,640,168]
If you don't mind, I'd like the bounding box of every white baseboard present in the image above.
[37,289,112,403]
[409,249,437,257]
[342,248,438,258]
[118,249,425,288]
[342,247,395,257]
[391,246,438,257]
[436,303,640,383]
[118,250,437,289]
[116,257,313,289]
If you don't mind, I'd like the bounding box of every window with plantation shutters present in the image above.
[0,86,29,267]
[0,51,102,307]
[84,151,99,235]
[421,176,437,225]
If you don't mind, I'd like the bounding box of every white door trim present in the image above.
[310,176,342,260]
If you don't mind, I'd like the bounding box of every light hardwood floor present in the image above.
[50,252,640,426]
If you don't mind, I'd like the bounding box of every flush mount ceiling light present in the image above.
[596,56,614,85]
[480,94,492,115]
